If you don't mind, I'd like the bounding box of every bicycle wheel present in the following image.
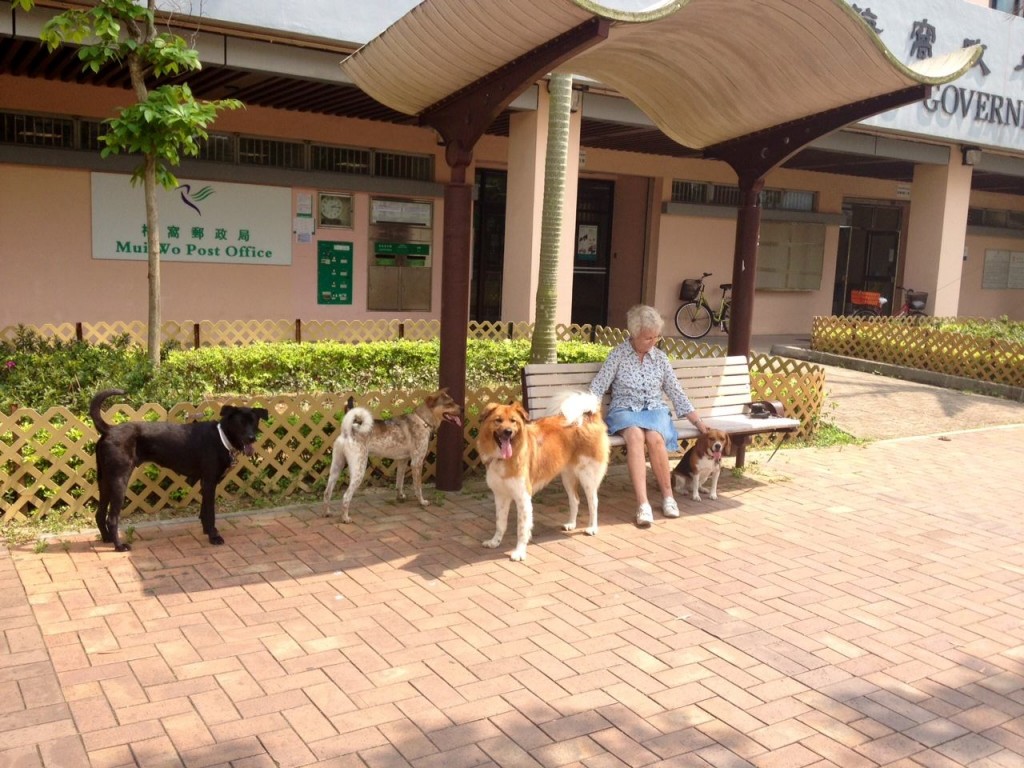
[850,308,878,318]
[675,301,713,338]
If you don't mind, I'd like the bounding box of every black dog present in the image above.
[90,389,268,551]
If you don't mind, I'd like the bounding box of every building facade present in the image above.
[2,0,1023,335]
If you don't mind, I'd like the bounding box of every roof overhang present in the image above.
[341,0,979,170]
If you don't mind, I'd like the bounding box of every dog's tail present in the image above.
[553,391,602,426]
[341,406,375,439]
[90,389,125,436]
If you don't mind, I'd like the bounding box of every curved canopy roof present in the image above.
[341,0,979,154]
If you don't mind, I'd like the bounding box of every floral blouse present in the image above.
[590,340,694,416]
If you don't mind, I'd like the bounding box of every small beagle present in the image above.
[672,429,731,502]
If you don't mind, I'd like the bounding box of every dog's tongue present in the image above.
[499,434,513,459]
[445,413,463,427]
[243,443,255,457]
[712,447,722,461]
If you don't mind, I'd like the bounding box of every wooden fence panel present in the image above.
[812,316,1024,388]
[1,355,822,525]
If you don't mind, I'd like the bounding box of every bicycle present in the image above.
[847,287,929,318]
[674,272,731,339]
[848,290,888,318]
[894,286,929,317]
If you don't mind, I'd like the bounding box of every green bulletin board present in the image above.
[317,240,353,305]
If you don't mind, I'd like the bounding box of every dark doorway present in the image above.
[470,168,507,322]
[572,179,614,326]
[833,202,904,315]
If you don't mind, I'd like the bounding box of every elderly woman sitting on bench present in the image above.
[589,304,708,529]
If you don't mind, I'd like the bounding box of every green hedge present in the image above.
[0,333,610,415]
[938,316,1024,344]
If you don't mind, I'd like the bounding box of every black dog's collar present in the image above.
[217,423,239,465]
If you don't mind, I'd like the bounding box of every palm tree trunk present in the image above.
[530,73,573,364]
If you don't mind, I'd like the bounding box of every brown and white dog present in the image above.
[672,429,731,502]
[476,392,610,561]
[323,388,462,522]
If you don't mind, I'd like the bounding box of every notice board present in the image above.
[317,240,353,305]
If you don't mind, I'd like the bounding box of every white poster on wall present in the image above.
[91,172,292,265]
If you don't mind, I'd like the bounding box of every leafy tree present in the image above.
[11,0,242,367]
[530,72,574,364]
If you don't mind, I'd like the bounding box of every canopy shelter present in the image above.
[341,0,979,490]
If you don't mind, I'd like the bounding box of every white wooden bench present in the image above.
[521,355,800,467]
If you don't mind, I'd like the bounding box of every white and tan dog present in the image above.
[672,428,731,501]
[476,391,610,561]
[323,389,462,522]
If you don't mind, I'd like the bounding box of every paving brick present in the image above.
[3,422,1024,768]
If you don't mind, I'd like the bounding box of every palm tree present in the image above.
[530,72,574,364]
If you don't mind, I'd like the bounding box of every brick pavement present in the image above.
[2,423,1024,767]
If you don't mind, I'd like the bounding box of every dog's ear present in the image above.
[481,402,500,420]
[254,408,269,422]
[724,433,732,456]
[220,405,237,419]
[513,402,530,421]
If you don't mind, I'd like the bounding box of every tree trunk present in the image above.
[529,73,573,365]
[127,39,161,368]
[143,155,161,367]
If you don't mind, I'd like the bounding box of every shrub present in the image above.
[938,316,1024,344]
[1,334,612,415]
[1,329,157,415]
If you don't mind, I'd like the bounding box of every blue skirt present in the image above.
[605,406,680,452]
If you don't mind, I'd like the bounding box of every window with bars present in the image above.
[671,179,815,212]
[197,133,235,163]
[312,144,371,175]
[1,112,76,148]
[237,136,305,168]
[4,110,436,182]
[967,206,1024,230]
[373,151,433,181]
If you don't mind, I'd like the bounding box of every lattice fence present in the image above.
[2,319,603,348]
[812,316,1024,388]
[1,385,509,526]
[0,353,822,525]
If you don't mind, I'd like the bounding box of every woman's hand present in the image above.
[690,413,708,435]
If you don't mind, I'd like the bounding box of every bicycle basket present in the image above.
[907,291,928,311]
[850,290,881,307]
[679,279,701,301]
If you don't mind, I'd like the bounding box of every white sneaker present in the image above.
[662,497,680,518]
[636,503,653,528]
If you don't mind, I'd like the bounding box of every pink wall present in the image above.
[0,164,444,326]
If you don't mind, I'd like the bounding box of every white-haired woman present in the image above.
[590,304,708,527]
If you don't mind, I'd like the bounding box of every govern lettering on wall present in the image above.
[857,1,1024,153]
[91,173,292,265]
